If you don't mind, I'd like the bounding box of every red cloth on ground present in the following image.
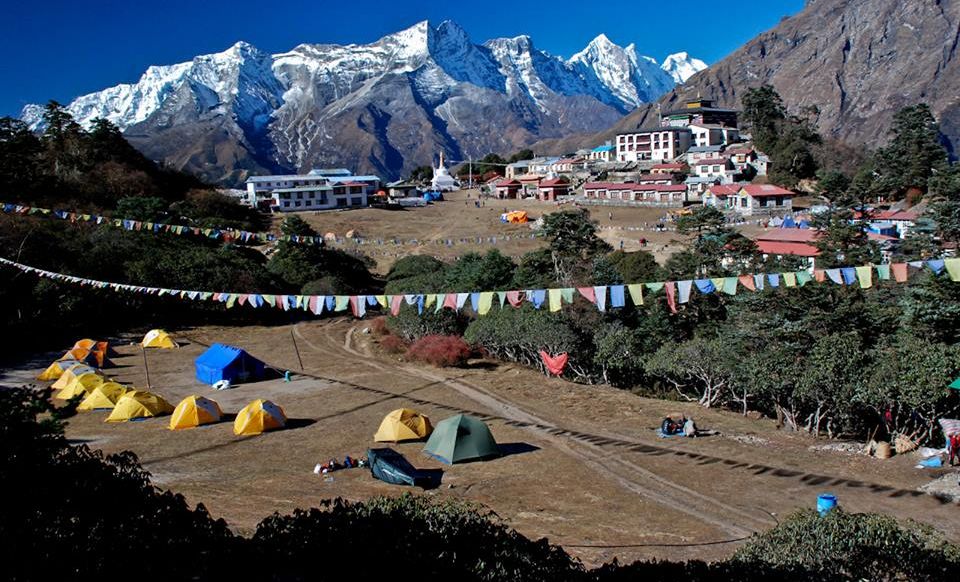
[539,351,569,376]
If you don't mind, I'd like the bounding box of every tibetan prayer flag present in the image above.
[840,267,856,285]
[665,281,677,313]
[796,271,813,286]
[738,275,756,291]
[548,288,563,312]
[577,287,596,304]
[892,263,908,282]
[783,272,797,287]
[539,351,569,377]
[856,266,872,289]
[478,292,494,315]
[876,264,891,281]
[597,286,611,311]
[694,279,715,294]
[945,258,960,282]
[677,280,693,304]
[610,285,626,308]
[722,277,738,295]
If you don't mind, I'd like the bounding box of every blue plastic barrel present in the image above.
[817,494,837,515]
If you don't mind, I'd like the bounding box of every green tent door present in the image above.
[423,414,500,464]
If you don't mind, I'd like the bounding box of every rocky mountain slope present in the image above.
[22,21,704,183]
[569,0,960,157]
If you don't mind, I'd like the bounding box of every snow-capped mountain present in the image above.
[22,21,704,183]
[660,51,708,84]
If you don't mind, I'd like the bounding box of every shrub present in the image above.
[732,509,960,581]
[380,334,406,354]
[406,335,472,367]
[386,303,463,341]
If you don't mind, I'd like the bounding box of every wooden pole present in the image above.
[290,328,304,371]
[141,346,151,390]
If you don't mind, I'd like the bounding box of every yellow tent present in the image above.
[141,329,178,349]
[374,408,434,442]
[37,359,84,381]
[234,399,286,436]
[169,395,223,430]
[106,391,174,422]
[55,372,107,400]
[51,365,98,390]
[78,382,131,411]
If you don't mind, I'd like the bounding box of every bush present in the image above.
[369,316,389,336]
[732,509,960,581]
[386,303,464,341]
[380,334,406,354]
[406,335,472,367]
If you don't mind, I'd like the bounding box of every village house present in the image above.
[854,209,919,238]
[684,176,722,200]
[528,157,561,174]
[616,127,692,163]
[685,145,724,164]
[589,143,615,162]
[386,180,418,198]
[752,228,899,267]
[726,146,757,172]
[693,157,735,182]
[245,169,380,211]
[636,173,676,185]
[702,183,748,210]
[494,178,522,199]
[538,177,570,201]
[582,182,687,205]
[551,157,585,173]
[515,173,544,197]
[505,160,530,180]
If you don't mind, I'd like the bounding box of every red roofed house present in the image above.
[495,179,522,199]
[636,173,675,185]
[538,177,570,201]
[693,157,734,181]
[581,182,685,205]
[752,228,896,267]
[736,184,795,216]
[702,184,744,209]
[727,147,757,171]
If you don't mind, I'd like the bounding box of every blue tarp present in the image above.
[194,343,264,385]
[422,191,444,202]
[367,448,441,488]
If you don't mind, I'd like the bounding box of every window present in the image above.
[713,166,720,173]
[282,201,289,207]
[295,201,301,207]
[776,197,783,206]
[740,197,748,208]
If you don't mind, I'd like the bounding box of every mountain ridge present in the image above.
[22,20,705,183]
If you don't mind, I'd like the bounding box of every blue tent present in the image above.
[422,191,444,202]
[195,343,265,385]
[781,216,797,228]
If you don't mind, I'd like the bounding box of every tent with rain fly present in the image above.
[106,391,174,422]
[55,371,108,400]
[234,399,286,436]
[142,329,178,349]
[72,339,109,366]
[194,344,264,385]
[78,382,130,411]
[374,408,433,442]
[367,448,440,488]
[37,358,88,381]
[51,365,97,390]
[422,414,499,464]
[170,395,223,430]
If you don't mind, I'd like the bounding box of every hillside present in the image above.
[551,0,960,156]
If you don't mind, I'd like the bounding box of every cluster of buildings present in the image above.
[244,169,381,212]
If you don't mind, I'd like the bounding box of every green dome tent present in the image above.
[423,414,499,464]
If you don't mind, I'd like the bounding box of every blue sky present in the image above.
[0,0,805,117]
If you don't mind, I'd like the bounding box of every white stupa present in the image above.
[430,152,460,192]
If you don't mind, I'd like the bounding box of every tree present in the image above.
[811,207,880,268]
[874,104,949,196]
[604,250,664,283]
[116,196,169,221]
[645,337,735,407]
[408,165,433,183]
[741,85,787,152]
[0,117,43,195]
[675,205,726,236]
[508,149,534,163]
[512,249,557,289]
[541,209,612,285]
[39,100,88,178]
[862,334,960,441]
[815,170,851,201]
[796,332,867,437]
[592,321,647,386]
[443,250,515,291]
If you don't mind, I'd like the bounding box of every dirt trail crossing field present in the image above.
[10,320,959,567]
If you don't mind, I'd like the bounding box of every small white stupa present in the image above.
[430,152,460,192]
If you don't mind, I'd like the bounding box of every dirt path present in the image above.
[295,322,772,539]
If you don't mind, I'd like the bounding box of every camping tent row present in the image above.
[37,339,110,381]
[142,329,178,349]
[373,408,499,465]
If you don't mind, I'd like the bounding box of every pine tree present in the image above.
[873,104,948,196]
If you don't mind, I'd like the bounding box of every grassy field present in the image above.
[8,319,959,568]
